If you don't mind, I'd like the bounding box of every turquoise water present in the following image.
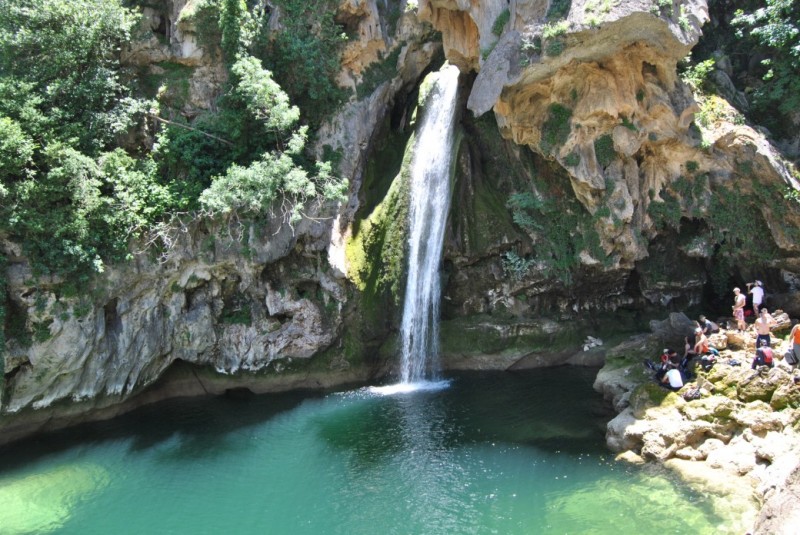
[0,368,727,534]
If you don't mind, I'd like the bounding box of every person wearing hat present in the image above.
[747,280,765,316]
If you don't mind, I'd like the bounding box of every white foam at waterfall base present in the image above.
[367,379,452,397]
[397,63,460,386]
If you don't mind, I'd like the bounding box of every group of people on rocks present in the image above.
[645,279,800,391]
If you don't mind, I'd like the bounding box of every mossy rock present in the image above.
[439,315,582,357]
[681,395,738,422]
[735,371,779,403]
[770,382,800,410]
[630,382,670,418]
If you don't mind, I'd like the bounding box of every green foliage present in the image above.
[0,0,169,278]
[651,0,674,16]
[695,94,745,129]
[731,0,800,136]
[542,20,569,39]
[219,0,247,62]
[259,0,348,127]
[357,47,402,100]
[647,189,681,230]
[621,116,637,131]
[584,0,616,24]
[346,142,413,302]
[678,5,690,31]
[521,35,542,54]
[200,126,348,224]
[492,9,510,36]
[545,39,566,56]
[564,152,580,167]
[0,0,140,152]
[707,185,779,293]
[686,160,699,173]
[502,251,535,280]
[230,56,300,131]
[785,186,800,204]
[547,0,572,20]
[594,134,615,167]
[680,58,715,91]
[540,104,572,154]
[506,184,606,284]
[0,0,347,283]
[0,117,34,183]
[221,301,252,325]
[0,253,5,375]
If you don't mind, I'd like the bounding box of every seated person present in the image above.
[686,328,719,358]
[752,341,775,369]
[653,349,675,382]
[696,315,719,335]
[661,357,684,391]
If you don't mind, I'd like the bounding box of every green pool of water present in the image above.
[0,368,734,534]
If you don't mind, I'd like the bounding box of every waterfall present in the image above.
[399,64,460,385]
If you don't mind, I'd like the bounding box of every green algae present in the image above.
[0,463,110,534]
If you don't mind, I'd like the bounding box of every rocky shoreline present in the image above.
[593,313,800,534]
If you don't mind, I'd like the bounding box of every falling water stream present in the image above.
[398,64,460,385]
[0,66,749,533]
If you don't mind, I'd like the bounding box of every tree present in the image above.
[200,57,347,223]
[732,0,800,136]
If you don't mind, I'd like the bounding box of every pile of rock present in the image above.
[594,314,800,534]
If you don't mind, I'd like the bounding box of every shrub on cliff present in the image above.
[731,0,800,138]
[0,0,347,282]
[0,0,157,277]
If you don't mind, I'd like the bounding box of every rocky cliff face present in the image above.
[592,314,800,533]
[0,0,437,441]
[404,0,800,367]
[3,0,800,456]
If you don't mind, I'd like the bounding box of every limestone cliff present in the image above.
[3,0,800,462]
[0,0,438,441]
[402,0,800,368]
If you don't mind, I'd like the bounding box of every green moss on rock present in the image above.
[346,135,412,304]
[439,315,582,357]
[630,382,670,417]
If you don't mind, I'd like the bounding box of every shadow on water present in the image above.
[0,389,314,470]
[439,368,612,452]
[315,367,613,469]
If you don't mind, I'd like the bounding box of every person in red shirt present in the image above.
[752,339,774,369]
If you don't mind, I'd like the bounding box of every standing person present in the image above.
[747,280,765,316]
[732,287,747,332]
[753,308,776,348]
[787,323,800,367]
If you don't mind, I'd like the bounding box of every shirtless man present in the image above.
[754,308,776,348]
[733,287,747,332]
